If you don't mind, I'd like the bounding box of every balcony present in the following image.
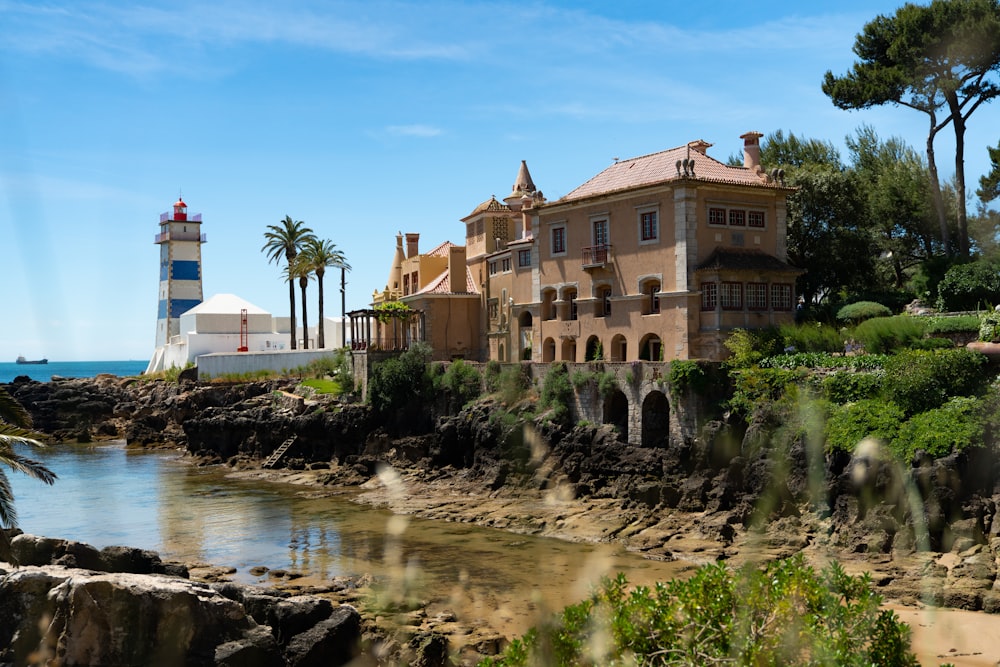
[581,244,613,269]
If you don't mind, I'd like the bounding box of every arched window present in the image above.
[639,279,661,315]
[639,333,662,361]
[610,334,627,362]
[543,337,556,362]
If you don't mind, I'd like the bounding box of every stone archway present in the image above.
[638,333,662,361]
[641,389,670,448]
[610,334,627,362]
[542,337,556,362]
[561,338,577,362]
[585,335,602,361]
[604,389,629,442]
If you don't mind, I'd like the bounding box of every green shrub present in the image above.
[910,337,955,350]
[668,359,706,396]
[727,367,806,419]
[724,327,782,368]
[760,352,889,371]
[882,348,988,415]
[480,554,918,667]
[779,322,844,353]
[570,368,595,390]
[852,315,926,354]
[596,371,618,398]
[439,359,482,409]
[936,260,1000,311]
[892,396,985,461]
[496,364,533,406]
[484,359,503,392]
[825,399,904,453]
[837,301,892,323]
[539,362,573,425]
[980,311,1000,342]
[367,343,433,416]
[924,315,981,335]
[823,371,884,404]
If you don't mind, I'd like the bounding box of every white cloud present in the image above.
[384,124,444,138]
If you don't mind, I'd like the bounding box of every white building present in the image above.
[145,293,347,376]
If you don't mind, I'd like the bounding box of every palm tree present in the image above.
[301,237,351,349]
[262,216,315,350]
[285,255,313,350]
[0,387,56,562]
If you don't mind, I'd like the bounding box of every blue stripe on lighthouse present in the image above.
[171,260,201,280]
[169,299,202,317]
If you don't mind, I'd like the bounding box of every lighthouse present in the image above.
[153,197,206,347]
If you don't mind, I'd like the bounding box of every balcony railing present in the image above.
[154,232,208,243]
[582,244,612,269]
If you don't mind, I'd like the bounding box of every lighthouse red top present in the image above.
[173,198,188,221]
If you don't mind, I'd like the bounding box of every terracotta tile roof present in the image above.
[467,196,510,217]
[413,266,479,295]
[425,240,457,257]
[560,142,774,202]
[695,248,803,273]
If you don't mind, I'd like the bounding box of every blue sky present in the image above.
[3,0,999,361]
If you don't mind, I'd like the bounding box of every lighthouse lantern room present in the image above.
[154,197,206,347]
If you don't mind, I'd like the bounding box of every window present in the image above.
[492,217,508,243]
[701,282,717,310]
[542,290,557,320]
[593,219,609,247]
[728,209,746,227]
[488,299,499,320]
[518,249,531,267]
[771,283,793,311]
[501,257,512,273]
[552,226,566,254]
[600,287,612,317]
[720,282,743,310]
[403,274,410,296]
[640,210,658,241]
[748,210,765,228]
[567,290,578,321]
[747,282,768,311]
[709,208,726,226]
[488,261,498,276]
[648,282,660,314]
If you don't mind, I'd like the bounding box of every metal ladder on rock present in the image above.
[262,436,297,469]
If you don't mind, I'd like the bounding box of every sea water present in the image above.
[0,360,148,384]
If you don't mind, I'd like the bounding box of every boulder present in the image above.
[0,566,274,666]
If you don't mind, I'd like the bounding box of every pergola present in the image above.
[347,307,425,351]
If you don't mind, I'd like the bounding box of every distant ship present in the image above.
[15,356,48,365]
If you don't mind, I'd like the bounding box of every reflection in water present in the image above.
[10,441,690,635]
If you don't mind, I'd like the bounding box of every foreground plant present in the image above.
[0,387,57,561]
[480,554,918,666]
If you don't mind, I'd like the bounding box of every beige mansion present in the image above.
[370,132,802,363]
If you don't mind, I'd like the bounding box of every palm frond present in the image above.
[0,470,16,529]
[0,445,57,486]
[0,387,33,428]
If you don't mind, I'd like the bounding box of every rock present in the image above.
[214,625,283,667]
[0,566,266,666]
[284,605,362,667]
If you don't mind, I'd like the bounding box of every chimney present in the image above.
[405,233,420,258]
[448,245,467,294]
[688,140,712,155]
[741,131,763,172]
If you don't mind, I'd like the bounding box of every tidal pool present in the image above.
[9,440,690,636]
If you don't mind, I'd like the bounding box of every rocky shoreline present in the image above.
[6,373,1000,664]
